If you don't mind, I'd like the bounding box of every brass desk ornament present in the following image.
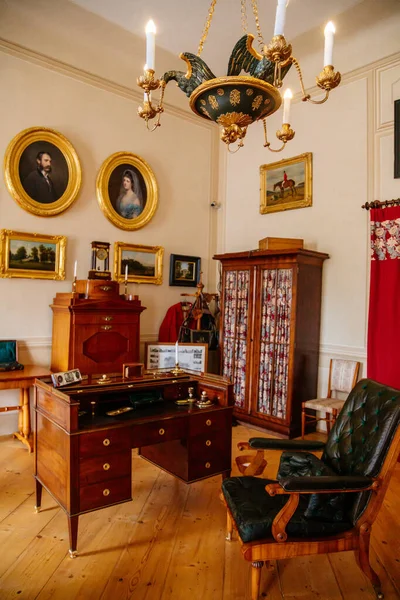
[196,390,214,408]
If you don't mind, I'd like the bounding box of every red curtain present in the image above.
[367,206,400,388]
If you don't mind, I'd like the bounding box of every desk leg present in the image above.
[68,516,79,559]
[35,479,43,512]
[13,387,32,453]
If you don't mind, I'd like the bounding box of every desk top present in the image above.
[0,365,51,386]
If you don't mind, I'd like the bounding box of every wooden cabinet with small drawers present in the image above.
[34,373,233,557]
[50,280,146,375]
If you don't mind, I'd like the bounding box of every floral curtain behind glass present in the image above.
[368,206,400,388]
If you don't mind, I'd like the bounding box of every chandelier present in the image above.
[137,0,341,153]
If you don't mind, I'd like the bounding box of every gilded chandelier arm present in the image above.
[263,119,294,153]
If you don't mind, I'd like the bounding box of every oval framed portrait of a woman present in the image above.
[96,152,158,230]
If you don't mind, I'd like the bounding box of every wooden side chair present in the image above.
[302,358,361,437]
[221,379,400,600]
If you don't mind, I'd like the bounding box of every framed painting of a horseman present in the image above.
[260,152,312,214]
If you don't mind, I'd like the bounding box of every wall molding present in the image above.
[0,37,216,131]
[319,343,366,361]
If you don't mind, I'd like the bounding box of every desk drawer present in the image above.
[189,410,230,437]
[132,416,187,447]
[188,453,231,481]
[80,476,132,512]
[79,427,131,458]
[79,451,131,486]
[74,313,139,326]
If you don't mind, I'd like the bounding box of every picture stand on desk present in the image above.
[145,342,208,373]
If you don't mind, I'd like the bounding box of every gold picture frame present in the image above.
[260,152,312,214]
[4,127,81,217]
[114,242,163,285]
[97,152,158,230]
[0,229,66,280]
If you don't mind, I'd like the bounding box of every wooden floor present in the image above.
[0,425,399,600]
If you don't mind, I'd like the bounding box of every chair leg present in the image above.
[226,510,233,541]
[301,403,306,438]
[355,525,383,599]
[251,561,264,600]
[326,412,331,435]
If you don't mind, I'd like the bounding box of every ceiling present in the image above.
[69,0,365,74]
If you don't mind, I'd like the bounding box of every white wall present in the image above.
[0,0,219,433]
[219,8,400,402]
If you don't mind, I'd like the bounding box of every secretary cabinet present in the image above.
[214,248,329,437]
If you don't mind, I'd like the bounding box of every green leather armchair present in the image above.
[221,379,400,600]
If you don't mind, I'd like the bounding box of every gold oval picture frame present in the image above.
[96,152,158,230]
[4,127,82,217]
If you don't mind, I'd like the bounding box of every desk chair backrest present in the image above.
[322,378,400,523]
[327,359,360,397]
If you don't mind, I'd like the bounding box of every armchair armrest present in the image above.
[248,438,326,451]
[265,476,379,544]
[266,475,377,496]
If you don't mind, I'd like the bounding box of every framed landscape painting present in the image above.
[260,152,313,214]
[169,254,201,287]
[114,242,163,285]
[0,230,66,280]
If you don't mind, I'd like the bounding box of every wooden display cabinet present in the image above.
[214,248,329,438]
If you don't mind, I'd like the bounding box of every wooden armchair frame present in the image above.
[224,426,400,600]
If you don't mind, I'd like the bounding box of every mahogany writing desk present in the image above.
[33,372,233,557]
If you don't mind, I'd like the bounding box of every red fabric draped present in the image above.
[367,206,400,388]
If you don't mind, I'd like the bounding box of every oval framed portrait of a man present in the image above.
[96,152,158,230]
[4,127,82,217]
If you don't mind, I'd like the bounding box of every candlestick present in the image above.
[145,20,156,71]
[282,88,292,124]
[74,260,77,279]
[274,0,288,37]
[175,341,179,365]
[324,21,335,67]
[125,264,128,282]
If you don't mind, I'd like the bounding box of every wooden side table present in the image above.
[0,365,50,452]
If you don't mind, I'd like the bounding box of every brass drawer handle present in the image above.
[205,462,211,469]
[206,419,212,426]
[159,428,165,435]
[99,286,112,292]
[103,438,110,446]
[206,440,211,447]
[103,463,110,471]
[102,316,113,322]
[101,325,112,330]
[103,489,110,497]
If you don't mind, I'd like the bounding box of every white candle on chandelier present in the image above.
[324,21,335,67]
[145,20,156,71]
[274,0,289,37]
[282,88,292,124]
[175,341,179,364]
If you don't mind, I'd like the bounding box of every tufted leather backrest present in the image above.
[322,378,400,523]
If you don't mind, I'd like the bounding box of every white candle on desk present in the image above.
[145,20,156,71]
[74,260,77,279]
[282,88,292,124]
[175,341,179,364]
[125,264,128,282]
[274,0,288,36]
[324,21,335,67]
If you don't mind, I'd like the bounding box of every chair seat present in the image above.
[222,476,352,544]
[304,397,345,413]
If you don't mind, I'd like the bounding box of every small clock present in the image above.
[88,241,111,280]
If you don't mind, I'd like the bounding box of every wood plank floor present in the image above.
[0,425,399,600]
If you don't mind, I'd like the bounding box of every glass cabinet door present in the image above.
[257,268,293,419]
[222,270,250,409]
